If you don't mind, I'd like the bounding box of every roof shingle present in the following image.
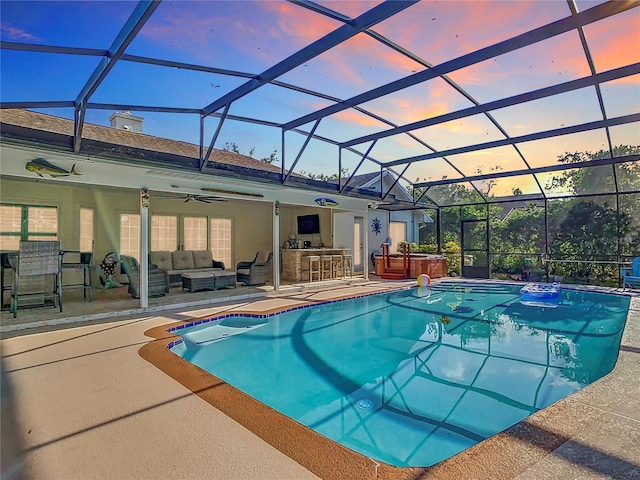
[0,109,283,174]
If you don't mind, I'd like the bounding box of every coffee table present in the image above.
[181,271,237,293]
[213,270,237,289]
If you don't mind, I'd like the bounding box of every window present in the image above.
[389,221,407,252]
[210,218,232,268]
[120,213,140,260]
[79,208,94,252]
[183,217,207,250]
[0,205,22,250]
[151,215,177,251]
[119,213,232,264]
[27,206,58,240]
[0,204,58,250]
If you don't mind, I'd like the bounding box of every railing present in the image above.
[488,252,633,286]
[540,255,631,286]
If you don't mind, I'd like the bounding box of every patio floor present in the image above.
[0,275,371,333]
[1,279,639,480]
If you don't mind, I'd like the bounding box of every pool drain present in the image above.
[356,399,374,409]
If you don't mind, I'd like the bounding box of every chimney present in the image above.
[109,110,143,133]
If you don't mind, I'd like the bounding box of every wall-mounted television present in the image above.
[297,214,320,235]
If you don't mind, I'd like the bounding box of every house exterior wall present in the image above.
[389,209,423,246]
[367,209,389,269]
[361,174,430,267]
[278,205,331,249]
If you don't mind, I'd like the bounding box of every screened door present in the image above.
[461,219,490,279]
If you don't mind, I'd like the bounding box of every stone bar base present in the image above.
[281,248,348,282]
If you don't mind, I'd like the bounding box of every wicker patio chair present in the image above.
[120,255,170,299]
[236,251,272,286]
[8,240,62,318]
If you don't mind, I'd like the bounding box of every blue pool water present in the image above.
[169,282,630,467]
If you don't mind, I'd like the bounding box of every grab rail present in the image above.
[541,256,631,266]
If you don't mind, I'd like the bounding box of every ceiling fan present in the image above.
[152,192,227,203]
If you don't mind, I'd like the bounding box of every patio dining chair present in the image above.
[8,240,62,318]
[621,257,640,289]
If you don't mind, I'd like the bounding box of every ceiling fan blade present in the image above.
[151,192,227,203]
[200,196,227,203]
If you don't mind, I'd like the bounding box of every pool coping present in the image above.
[139,281,640,480]
[164,286,415,348]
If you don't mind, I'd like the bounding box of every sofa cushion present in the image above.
[193,250,213,269]
[150,251,173,270]
[172,250,195,270]
[256,251,271,263]
[192,268,223,274]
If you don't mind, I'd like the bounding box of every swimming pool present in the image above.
[168,282,629,467]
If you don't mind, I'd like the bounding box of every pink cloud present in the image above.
[372,98,452,126]
[443,29,595,101]
[291,1,595,101]
[292,33,425,95]
[1,22,40,41]
[374,1,569,66]
[585,9,640,75]
[364,1,624,97]
[316,1,386,19]
[140,2,340,70]
[332,108,389,128]
[262,1,340,45]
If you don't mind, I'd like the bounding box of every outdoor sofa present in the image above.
[150,250,226,287]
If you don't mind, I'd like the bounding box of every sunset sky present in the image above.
[1,0,638,197]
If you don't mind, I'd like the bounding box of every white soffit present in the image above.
[0,143,371,211]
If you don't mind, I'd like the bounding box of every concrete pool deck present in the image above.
[1,280,639,479]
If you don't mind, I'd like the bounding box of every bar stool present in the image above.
[331,254,344,279]
[320,254,333,280]
[343,252,353,278]
[307,255,320,282]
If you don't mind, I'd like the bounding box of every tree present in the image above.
[549,145,640,195]
[548,199,634,282]
[222,142,279,165]
[261,150,278,165]
[222,142,240,154]
[415,145,640,284]
[298,168,349,182]
[547,144,640,259]
[475,165,503,196]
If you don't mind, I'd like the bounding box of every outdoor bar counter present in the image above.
[280,248,349,282]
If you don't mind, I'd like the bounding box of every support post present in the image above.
[273,201,280,291]
[140,187,149,308]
